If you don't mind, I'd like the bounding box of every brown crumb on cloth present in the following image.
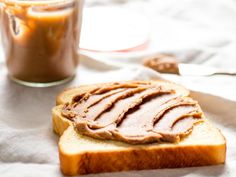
[143,54,180,74]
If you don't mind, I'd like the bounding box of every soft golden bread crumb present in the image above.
[52,80,226,175]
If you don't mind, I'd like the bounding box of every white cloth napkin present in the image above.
[0,55,236,177]
[1,0,236,176]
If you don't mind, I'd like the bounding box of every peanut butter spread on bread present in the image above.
[62,81,203,144]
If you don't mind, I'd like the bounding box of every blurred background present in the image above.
[78,0,236,68]
[1,0,236,68]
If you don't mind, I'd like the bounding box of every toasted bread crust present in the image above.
[59,126,226,175]
[53,80,226,175]
[52,105,72,136]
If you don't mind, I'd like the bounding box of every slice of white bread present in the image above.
[52,80,226,175]
[53,80,190,136]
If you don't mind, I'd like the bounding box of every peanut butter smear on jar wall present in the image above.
[0,0,84,85]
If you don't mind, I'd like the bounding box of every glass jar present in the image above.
[0,0,84,87]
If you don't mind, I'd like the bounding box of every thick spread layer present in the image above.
[62,82,203,144]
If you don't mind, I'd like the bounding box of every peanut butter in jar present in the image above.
[0,0,84,87]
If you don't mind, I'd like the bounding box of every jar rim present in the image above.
[2,0,75,6]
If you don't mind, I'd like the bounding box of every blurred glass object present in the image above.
[80,6,150,52]
[0,0,84,87]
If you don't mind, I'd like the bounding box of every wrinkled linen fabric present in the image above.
[0,0,236,176]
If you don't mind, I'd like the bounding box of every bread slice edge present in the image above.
[53,80,226,175]
[58,122,226,175]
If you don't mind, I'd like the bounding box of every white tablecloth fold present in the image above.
[1,0,236,176]
[0,55,235,177]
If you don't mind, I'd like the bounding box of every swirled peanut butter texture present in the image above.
[62,82,203,144]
